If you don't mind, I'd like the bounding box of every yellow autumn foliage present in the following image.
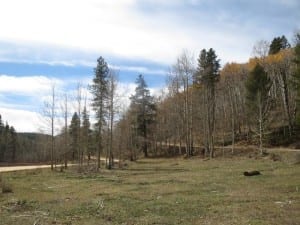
[265,49,293,64]
[220,62,248,83]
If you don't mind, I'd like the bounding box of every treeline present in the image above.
[0,115,17,162]
[0,115,50,163]
[2,33,300,166]
[116,33,300,159]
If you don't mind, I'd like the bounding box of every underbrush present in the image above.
[267,125,300,147]
[268,151,300,164]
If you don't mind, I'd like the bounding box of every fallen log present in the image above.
[243,171,261,176]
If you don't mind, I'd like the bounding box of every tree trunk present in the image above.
[259,94,263,155]
[282,72,293,136]
[97,104,103,171]
[229,88,235,154]
[51,86,55,171]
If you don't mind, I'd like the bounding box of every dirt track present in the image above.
[0,164,53,173]
[265,147,300,153]
[0,157,119,173]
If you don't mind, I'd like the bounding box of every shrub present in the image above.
[1,177,13,193]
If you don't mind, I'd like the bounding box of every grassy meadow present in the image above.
[0,156,299,225]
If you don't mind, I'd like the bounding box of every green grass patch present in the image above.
[0,157,299,225]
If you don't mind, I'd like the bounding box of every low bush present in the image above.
[0,176,13,193]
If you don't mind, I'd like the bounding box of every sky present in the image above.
[0,0,299,133]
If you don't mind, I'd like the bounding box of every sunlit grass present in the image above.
[0,157,299,225]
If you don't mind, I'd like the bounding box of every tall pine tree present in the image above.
[194,48,220,158]
[70,112,80,161]
[90,56,109,170]
[130,74,156,158]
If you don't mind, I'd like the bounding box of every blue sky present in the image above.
[0,0,299,132]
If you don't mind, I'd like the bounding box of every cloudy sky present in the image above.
[0,0,299,132]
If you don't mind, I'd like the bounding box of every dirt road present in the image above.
[0,164,53,173]
[0,157,119,173]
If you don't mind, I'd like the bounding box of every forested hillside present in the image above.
[116,34,300,160]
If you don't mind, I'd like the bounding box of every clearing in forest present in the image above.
[0,157,299,225]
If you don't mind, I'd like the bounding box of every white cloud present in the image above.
[0,75,67,133]
[0,0,298,133]
[0,0,262,65]
[0,106,69,134]
[149,86,169,100]
[0,74,169,133]
[0,107,40,132]
[109,64,166,76]
[0,0,152,60]
[0,74,62,96]
[0,73,138,132]
[115,82,136,113]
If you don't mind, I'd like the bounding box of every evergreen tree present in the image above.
[9,126,17,162]
[82,106,92,164]
[70,112,80,160]
[195,48,220,86]
[195,48,220,158]
[0,115,3,132]
[4,123,9,160]
[245,63,272,153]
[130,74,156,158]
[269,35,290,55]
[89,56,109,170]
[0,115,4,161]
[0,115,18,162]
